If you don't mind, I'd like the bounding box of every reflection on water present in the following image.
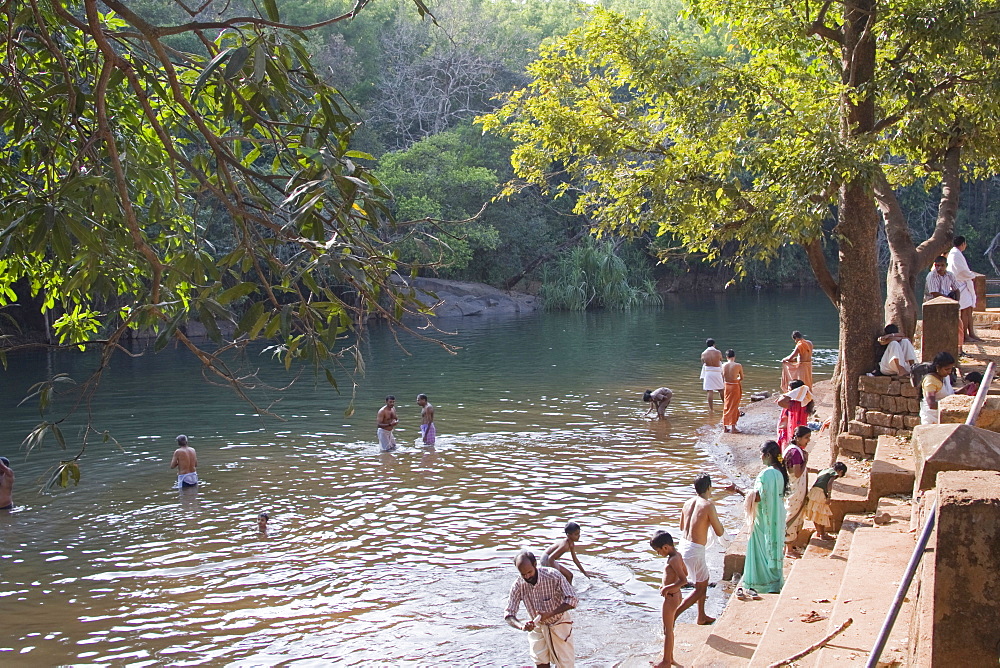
[0,292,837,664]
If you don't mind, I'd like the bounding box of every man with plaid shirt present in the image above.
[504,551,578,667]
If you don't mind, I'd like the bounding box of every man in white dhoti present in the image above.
[676,473,726,625]
[505,551,578,668]
[877,324,918,376]
[947,237,981,344]
[700,339,725,411]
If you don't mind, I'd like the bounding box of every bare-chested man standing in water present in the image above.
[700,339,725,411]
[416,393,436,445]
[170,435,199,487]
[676,473,725,625]
[377,395,399,452]
[0,456,15,510]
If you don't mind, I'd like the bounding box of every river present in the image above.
[0,291,838,665]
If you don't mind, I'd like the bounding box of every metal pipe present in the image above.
[965,361,996,426]
[866,500,937,668]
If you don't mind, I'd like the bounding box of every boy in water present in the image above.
[257,512,269,533]
[651,530,687,668]
[416,393,436,445]
[170,435,198,487]
[0,456,14,510]
[541,521,591,584]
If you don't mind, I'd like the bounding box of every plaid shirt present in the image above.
[925,270,960,299]
[505,566,578,626]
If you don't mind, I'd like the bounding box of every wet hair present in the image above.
[514,550,536,566]
[884,324,899,335]
[792,330,802,339]
[793,425,812,441]
[933,351,956,371]
[694,473,712,495]
[706,338,715,347]
[0,457,9,468]
[934,255,947,264]
[834,462,848,475]
[650,530,674,550]
[789,379,805,390]
[643,390,653,402]
[385,395,395,402]
[965,371,984,385]
[954,236,966,247]
[258,512,269,520]
[726,349,736,359]
[416,393,428,401]
[176,435,188,446]
[761,440,789,496]
[565,521,581,535]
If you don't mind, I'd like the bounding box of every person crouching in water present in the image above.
[643,388,673,419]
[676,473,725,625]
[804,462,847,540]
[541,521,591,584]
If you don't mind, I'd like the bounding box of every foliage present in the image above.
[0,0,437,481]
[540,237,661,310]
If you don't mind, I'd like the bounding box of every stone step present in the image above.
[689,587,781,667]
[807,501,916,667]
[828,472,873,531]
[747,521,862,667]
[870,435,916,501]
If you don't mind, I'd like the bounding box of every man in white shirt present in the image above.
[947,236,981,343]
[925,255,961,301]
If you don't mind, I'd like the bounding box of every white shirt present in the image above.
[947,247,977,309]
[924,269,961,301]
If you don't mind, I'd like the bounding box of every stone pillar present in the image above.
[974,273,987,311]
[931,470,1000,666]
[920,296,959,362]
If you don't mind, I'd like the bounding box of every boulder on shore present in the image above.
[394,276,540,318]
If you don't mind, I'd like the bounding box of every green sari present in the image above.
[743,466,786,593]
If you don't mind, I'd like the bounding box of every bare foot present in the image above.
[723,427,730,433]
[817,533,832,540]
[697,616,716,625]
[731,427,740,434]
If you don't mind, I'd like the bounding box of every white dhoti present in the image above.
[879,339,917,376]
[700,365,725,391]
[376,428,396,452]
[176,472,198,487]
[679,539,710,583]
[528,613,574,668]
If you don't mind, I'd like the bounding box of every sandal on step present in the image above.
[735,586,748,601]
[746,588,760,599]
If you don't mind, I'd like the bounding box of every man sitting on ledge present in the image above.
[876,324,918,377]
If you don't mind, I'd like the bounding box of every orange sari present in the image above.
[724,381,742,427]
[781,339,813,392]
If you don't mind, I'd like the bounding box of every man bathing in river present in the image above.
[0,456,14,510]
[676,474,725,625]
[541,521,591,584]
[643,387,673,419]
[700,339,725,411]
[505,550,578,668]
[376,395,399,452]
[416,393,435,445]
[170,435,198,487]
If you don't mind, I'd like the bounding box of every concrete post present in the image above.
[920,296,960,362]
[931,470,1000,666]
[974,273,987,312]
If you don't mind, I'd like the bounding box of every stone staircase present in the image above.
[697,436,918,667]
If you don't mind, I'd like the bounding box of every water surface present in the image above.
[0,291,837,665]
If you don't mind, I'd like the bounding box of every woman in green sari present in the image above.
[742,440,788,594]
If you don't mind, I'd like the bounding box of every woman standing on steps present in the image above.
[782,426,811,558]
[742,441,788,594]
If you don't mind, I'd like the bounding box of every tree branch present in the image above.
[914,140,962,267]
[804,237,840,306]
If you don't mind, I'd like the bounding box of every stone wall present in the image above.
[838,375,920,457]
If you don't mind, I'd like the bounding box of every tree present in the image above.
[0,0,434,486]
[481,3,1000,439]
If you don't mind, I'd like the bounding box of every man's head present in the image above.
[564,521,581,541]
[934,256,948,274]
[954,236,966,250]
[649,530,674,556]
[176,435,188,447]
[643,390,653,402]
[792,330,803,340]
[884,324,900,335]
[726,349,736,360]
[514,551,538,583]
[0,456,9,469]
[694,473,712,496]
[416,394,428,406]
[257,512,269,531]
[705,338,715,348]
[789,379,805,390]
[385,395,395,407]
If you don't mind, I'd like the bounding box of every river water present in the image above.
[0,291,837,666]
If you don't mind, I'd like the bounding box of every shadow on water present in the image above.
[0,291,837,665]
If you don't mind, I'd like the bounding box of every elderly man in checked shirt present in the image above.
[505,550,578,668]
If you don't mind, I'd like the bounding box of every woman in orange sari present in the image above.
[780,330,813,392]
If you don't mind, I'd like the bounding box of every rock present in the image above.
[873,512,892,525]
[859,375,892,393]
[849,420,874,438]
[881,395,899,413]
[888,380,901,396]
[920,296,960,362]
[396,276,540,319]
[901,384,919,398]
[904,415,921,428]
[839,433,865,455]
[867,411,892,428]
[890,414,904,429]
[906,397,921,413]
[855,406,867,421]
[864,438,878,455]
[940,394,1000,432]
[912,423,1000,490]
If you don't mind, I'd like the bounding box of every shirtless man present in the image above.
[0,457,14,510]
[170,435,198,487]
[722,350,744,433]
[377,395,399,452]
[676,473,725,625]
[416,393,436,446]
[700,339,725,411]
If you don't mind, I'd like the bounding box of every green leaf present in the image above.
[263,0,280,21]
[194,48,232,97]
[225,46,251,79]
[325,368,338,390]
[217,282,257,305]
